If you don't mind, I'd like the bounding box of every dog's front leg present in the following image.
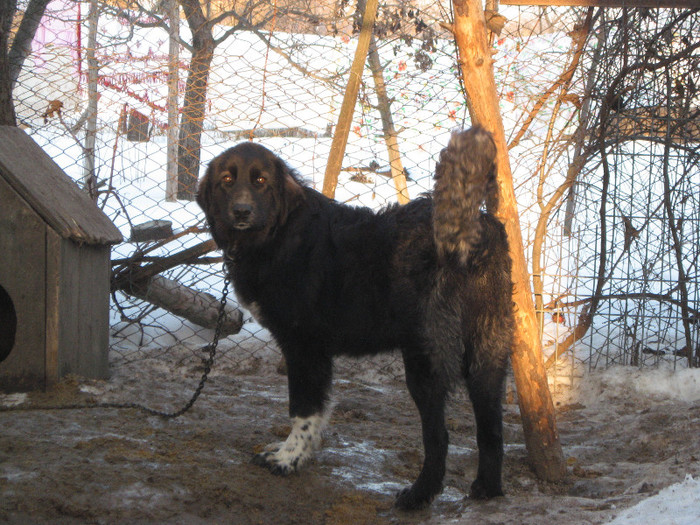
[253,348,333,475]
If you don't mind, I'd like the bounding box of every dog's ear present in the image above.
[283,171,305,200]
[273,157,304,200]
[196,165,213,212]
[196,164,228,249]
[273,157,305,225]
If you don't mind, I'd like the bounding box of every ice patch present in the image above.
[0,393,27,407]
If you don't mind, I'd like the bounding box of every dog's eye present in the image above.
[221,173,233,184]
[250,168,266,186]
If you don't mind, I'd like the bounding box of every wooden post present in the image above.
[452,0,566,482]
[321,0,379,199]
[0,0,17,126]
[165,0,180,202]
[83,0,99,200]
[367,36,410,204]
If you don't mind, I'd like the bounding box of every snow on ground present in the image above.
[560,364,700,406]
[606,475,700,525]
[560,366,700,525]
[2,357,700,524]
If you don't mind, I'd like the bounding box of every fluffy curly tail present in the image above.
[433,127,498,264]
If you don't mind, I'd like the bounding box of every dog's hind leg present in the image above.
[395,350,449,510]
[464,355,507,499]
[253,347,333,475]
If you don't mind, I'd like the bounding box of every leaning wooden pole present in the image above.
[367,35,410,204]
[452,0,566,482]
[322,0,379,199]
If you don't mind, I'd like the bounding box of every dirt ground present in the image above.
[2,346,699,525]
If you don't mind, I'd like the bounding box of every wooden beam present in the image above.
[500,0,697,8]
[126,275,243,336]
[110,239,218,292]
[322,0,379,199]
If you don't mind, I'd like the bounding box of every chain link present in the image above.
[0,267,232,418]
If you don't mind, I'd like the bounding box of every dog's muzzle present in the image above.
[230,203,256,230]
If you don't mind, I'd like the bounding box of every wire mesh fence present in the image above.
[7,0,700,385]
[553,7,700,374]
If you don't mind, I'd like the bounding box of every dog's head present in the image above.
[197,142,305,246]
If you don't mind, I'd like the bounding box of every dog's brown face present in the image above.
[197,142,304,246]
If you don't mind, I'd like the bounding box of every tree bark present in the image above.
[0,0,17,126]
[177,0,214,201]
[452,0,566,482]
[8,0,51,88]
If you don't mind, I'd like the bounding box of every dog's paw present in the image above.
[252,414,328,476]
[469,478,504,500]
[394,486,434,511]
[252,445,300,476]
[251,436,312,476]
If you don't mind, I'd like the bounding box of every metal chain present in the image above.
[0,270,232,419]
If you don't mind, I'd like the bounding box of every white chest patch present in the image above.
[237,294,264,323]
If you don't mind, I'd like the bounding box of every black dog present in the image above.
[197,127,513,510]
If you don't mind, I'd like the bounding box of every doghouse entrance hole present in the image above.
[0,284,17,363]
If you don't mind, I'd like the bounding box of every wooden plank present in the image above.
[0,126,122,245]
[77,244,111,380]
[45,229,61,386]
[57,241,111,380]
[609,106,700,141]
[500,0,697,7]
[0,181,47,391]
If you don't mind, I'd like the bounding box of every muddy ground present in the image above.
[2,345,699,525]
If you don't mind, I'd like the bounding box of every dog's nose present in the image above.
[232,203,253,222]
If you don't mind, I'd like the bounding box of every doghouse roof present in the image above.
[0,126,122,245]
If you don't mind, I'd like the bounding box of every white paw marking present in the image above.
[255,410,331,475]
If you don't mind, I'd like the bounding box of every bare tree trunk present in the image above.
[83,0,99,200]
[452,0,566,482]
[367,36,409,204]
[0,0,17,126]
[8,0,51,88]
[176,0,214,201]
[165,0,180,202]
[322,0,378,199]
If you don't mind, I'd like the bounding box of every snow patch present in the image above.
[561,365,700,407]
[606,475,700,525]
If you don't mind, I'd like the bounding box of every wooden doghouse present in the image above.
[0,126,122,392]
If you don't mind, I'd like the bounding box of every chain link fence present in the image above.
[8,0,700,385]
[540,7,700,385]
